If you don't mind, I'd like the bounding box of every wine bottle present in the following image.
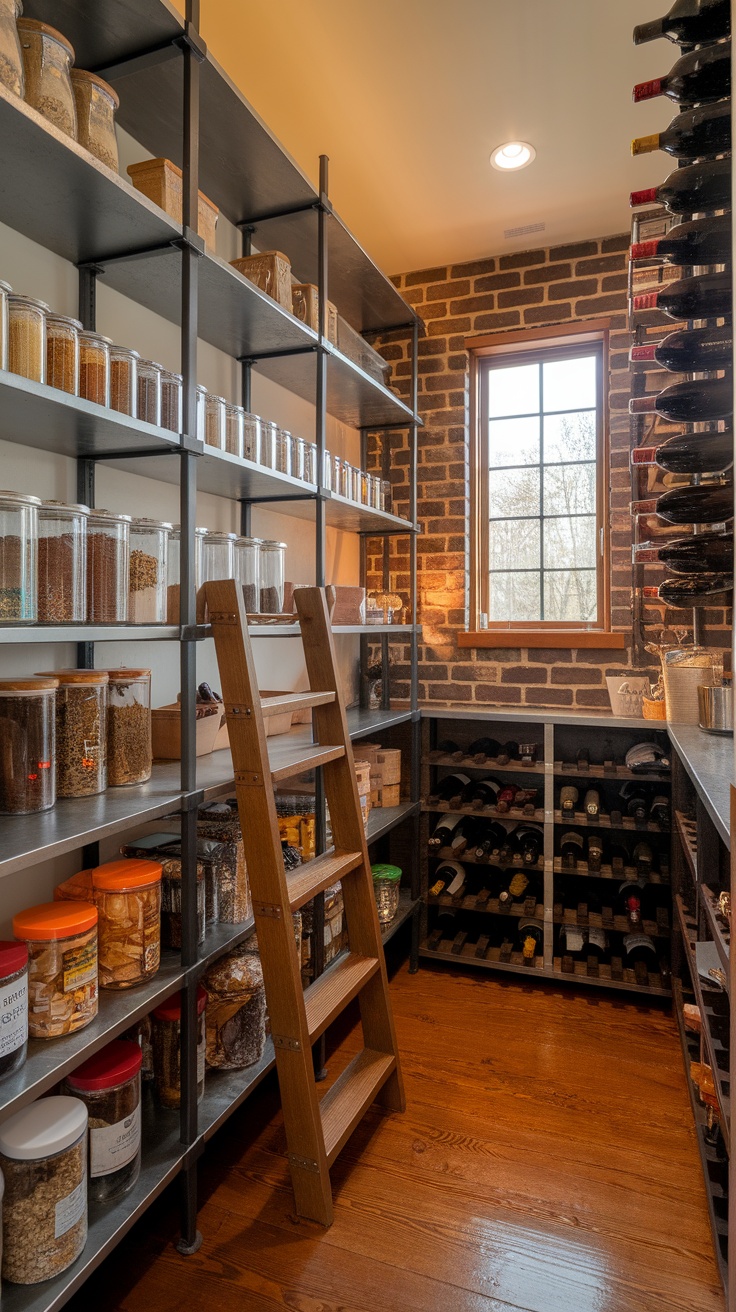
[620,781,649,821]
[560,830,584,871]
[632,39,731,105]
[584,789,601,819]
[467,736,503,762]
[576,746,591,770]
[659,530,733,573]
[436,738,462,759]
[517,825,543,866]
[632,271,731,320]
[499,869,530,907]
[630,214,731,267]
[633,840,655,875]
[502,740,521,761]
[588,832,604,872]
[623,931,659,966]
[631,99,731,160]
[632,429,733,477]
[430,860,467,899]
[559,924,587,960]
[646,573,733,606]
[634,0,730,47]
[650,795,672,828]
[496,783,519,813]
[462,777,502,811]
[619,878,645,927]
[631,157,731,216]
[585,927,609,960]
[629,377,733,423]
[655,476,734,523]
[518,918,543,963]
[474,820,507,860]
[429,772,471,806]
[498,827,520,865]
[631,325,732,374]
[560,785,579,815]
[428,813,465,849]
[610,838,630,874]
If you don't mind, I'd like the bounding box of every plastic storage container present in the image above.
[235,535,260,613]
[0,676,57,814]
[224,401,244,457]
[201,531,236,585]
[43,668,108,798]
[78,330,111,406]
[45,314,81,395]
[259,539,286,613]
[203,946,266,1069]
[160,369,182,432]
[109,345,139,416]
[137,358,162,426]
[0,942,28,1081]
[86,508,130,623]
[64,1040,141,1203]
[204,393,227,450]
[0,1096,88,1285]
[195,800,252,924]
[93,859,162,989]
[128,517,170,624]
[0,489,39,621]
[151,985,206,1109]
[70,68,119,170]
[37,500,88,623]
[0,0,24,97]
[371,863,402,924]
[17,18,77,139]
[7,293,47,382]
[106,667,152,785]
[120,832,206,949]
[242,412,260,463]
[166,525,206,623]
[14,901,98,1037]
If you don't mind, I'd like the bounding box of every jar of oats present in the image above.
[64,1039,141,1204]
[35,668,108,798]
[128,517,170,624]
[0,1096,88,1285]
[86,508,130,623]
[70,69,119,171]
[7,293,48,382]
[105,668,152,786]
[92,858,162,989]
[37,500,88,623]
[151,986,206,1109]
[13,902,98,1038]
[0,0,24,97]
[16,18,77,140]
[45,314,81,395]
[79,331,111,407]
[109,345,139,416]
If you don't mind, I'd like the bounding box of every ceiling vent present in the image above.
[503,222,546,239]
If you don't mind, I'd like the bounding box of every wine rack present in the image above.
[552,857,669,884]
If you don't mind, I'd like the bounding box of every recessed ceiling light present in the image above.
[491,141,536,171]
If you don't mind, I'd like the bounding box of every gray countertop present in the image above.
[420,703,659,731]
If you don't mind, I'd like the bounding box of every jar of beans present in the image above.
[0,0,24,98]
[137,359,162,426]
[86,508,130,623]
[128,518,170,624]
[37,668,108,798]
[160,370,182,432]
[204,394,227,449]
[37,500,88,623]
[109,345,139,416]
[242,412,260,463]
[234,536,260,613]
[70,68,119,171]
[45,314,81,395]
[0,489,39,621]
[79,331,112,407]
[7,293,48,382]
[105,668,152,786]
[16,18,77,139]
[259,540,286,613]
[0,677,57,814]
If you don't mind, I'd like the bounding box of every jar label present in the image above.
[197,1026,206,1086]
[63,938,97,993]
[90,1104,141,1178]
[54,1178,86,1238]
[0,972,27,1056]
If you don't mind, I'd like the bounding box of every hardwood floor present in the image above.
[73,959,725,1312]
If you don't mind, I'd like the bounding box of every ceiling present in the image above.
[188,0,675,276]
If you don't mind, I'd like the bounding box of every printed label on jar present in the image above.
[197,1030,206,1086]
[54,1178,86,1238]
[90,1104,141,1178]
[63,937,97,993]
[0,973,27,1056]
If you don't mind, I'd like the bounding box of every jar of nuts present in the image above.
[16,18,77,139]
[203,945,266,1070]
[91,858,162,989]
[13,901,98,1038]
[35,668,108,798]
[37,500,89,623]
[105,667,152,786]
[63,1039,141,1204]
[151,986,206,1109]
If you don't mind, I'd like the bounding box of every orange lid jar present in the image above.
[55,859,162,992]
[13,901,98,1038]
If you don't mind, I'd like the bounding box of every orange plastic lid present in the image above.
[92,858,162,891]
[14,901,98,941]
[35,669,109,685]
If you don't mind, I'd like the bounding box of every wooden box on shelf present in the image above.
[127,157,219,253]
[152,702,226,759]
[230,250,292,311]
[292,283,338,344]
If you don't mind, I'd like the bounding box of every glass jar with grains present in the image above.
[0,941,28,1081]
[165,524,206,624]
[0,277,10,370]
[0,489,39,621]
[105,667,152,786]
[128,517,170,624]
[109,345,139,416]
[151,986,206,1109]
[234,536,260,615]
[78,330,111,407]
[37,500,88,623]
[64,1039,141,1204]
[204,393,227,450]
[242,412,260,463]
[195,800,252,924]
[160,369,182,432]
[45,313,81,395]
[16,19,77,139]
[35,668,108,798]
[92,858,161,989]
[258,539,286,613]
[70,68,119,170]
[137,358,162,426]
[86,508,130,624]
[0,0,24,97]
[120,832,205,950]
[13,901,98,1038]
[0,677,57,815]
[7,293,48,382]
[224,401,244,457]
[200,531,236,587]
[0,1096,88,1285]
[203,945,266,1070]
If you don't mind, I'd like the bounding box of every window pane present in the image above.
[488,415,540,467]
[489,466,540,518]
[544,410,597,463]
[543,569,598,622]
[543,354,596,413]
[544,515,597,569]
[489,571,541,622]
[487,362,539,418]
[489,519,540,570]
[543,463,595,516]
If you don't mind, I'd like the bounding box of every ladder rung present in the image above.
[304,952,380,1042]
[269,741,345,783]
[286,849,363,912]
[320,1049,397,1167]
[261,691,335,716]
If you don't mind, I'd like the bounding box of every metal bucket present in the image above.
[697,683,733,736]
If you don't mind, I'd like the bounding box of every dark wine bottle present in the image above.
[629,377,733,423]
[559,924,587,960]
[560,785,579,815]
[560,830,584,871]
[429,772,471,806]
[633,840,655,875]
[631,325,732,374]
[474,820,507,860]
[632,271,731,319]
[630,214,731,267]
[518,918,543,963]
[462,777,502,810]
[436,738,462,759]
[428,812,466,849]
[631,99,731,159]
[634,0,730,47]
[467,736,503,762]
[631,157,731,215]
[658,530,733,573]
[584,789,601,819]
[517,825,543,866]
[430,860,467,899]
[498,827,520,865]
[499,869,529,908]
[585,927,609,961]
[632,38,731,105]
[623,931,659,966]
[588,832,604,872]
[655,476,734,523]
[646,573,733,606]
[496,784,519,813]
[610,838,630,874]
[632,428,733,476]
[620,782,649,821]
[619,878,645,927]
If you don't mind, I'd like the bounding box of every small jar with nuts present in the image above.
[13,901,98,1039]
[203,945,266,1070]
[36,668,108,798]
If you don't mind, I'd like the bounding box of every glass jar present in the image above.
[160,370,182,432]
[0,677,56,814]
[303,442,318,485]
[79,330,111,407]
[359,470,370,505]
[382,478,392,511]
[204,393,227,450]
[109,345,139,416]
[0,489,39,621]
[70,68,119,171]
[371,863,402,925]
[17,18,77,140]
[346,464,360,502]
[106,668,152,786]
[235,536,260,613]
[13,901,98,1037]
[0,278,10,371]
[37,500,88,623]
[0,1096,88,1285]
[195,383,207,442]
[195,800,251,924]
[224,401,244,457]
[242,412,260,463]
[201,531,236,584]
[0,0,24,97]
[275,428,292,475]
[128,517,170,624]
[64,1040,141,1204]
[151,986,206,1109]
[40,668,108,799]
[259,418,279,468]
[290,435,307,482]
[166,525,206,624]
[92,858,162,989]
[332,454,343,497]
[369,473,382,510]
[0,942,28,1081]
[86,508,130,623]
[120,833,206,949]
[137,358,162,426]
[321,448,332,491]
[203,946,266,1070]
[259,539,286,613]
[7,293,48,382]
[45,314,81,395]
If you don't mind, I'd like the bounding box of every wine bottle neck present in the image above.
[633,17,665,44]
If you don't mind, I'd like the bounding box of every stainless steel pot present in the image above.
[698,683,733,735]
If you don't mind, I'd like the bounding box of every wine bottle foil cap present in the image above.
[629,344,657,362]
[630,187,658,207]
[633,292,659,310]
[632,78,662,103]
[630,240,660,259]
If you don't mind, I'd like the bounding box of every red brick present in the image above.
[418,337,446,356]
[406,265,447,287]
[473,310,522,331]
[574,293,626,315]
[601,273,629,293]
[523,304,572,325]
[548,278,596,302]
[474,684,523,703]
[429,682,472,700]
[428,317,471,336]
[575,689,612,707]
[450,258,496,278]
[476,647,521,661]
[426,279,470,301]
[528,648,573,663]
[501,665,548,684]
[497,286,544,308]
[552,666,602,685]
[450,294,497,314]
[601,234,630,253]
[523,262,572,285]
[524,687,574,706]
[422,301,448,318]
[448,354,467,370]
[500,250,546,270]
[426,372,466,391]
[417,357,444,375]
[549,241,598,260]
[474,272,521,292]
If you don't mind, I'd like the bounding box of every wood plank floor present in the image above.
[72,960,725,1312]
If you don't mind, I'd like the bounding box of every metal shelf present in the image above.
[1,624,180,643]
[380,890,419,947]
[199,1040,277,1142]
[366,801,419,845]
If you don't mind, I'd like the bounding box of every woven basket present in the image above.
[642,696,667,721]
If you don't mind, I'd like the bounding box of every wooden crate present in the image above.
[230,250,292,311]
[292,283,338,344]
[127,158,218,253]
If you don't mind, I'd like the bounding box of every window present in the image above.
[470,325,611,639]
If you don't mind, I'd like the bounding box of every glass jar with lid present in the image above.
[322,448,332,491]
[203,946,266,1070]
[92,859,162,989]
[332,454,343,497]
[17,18,77,139]
[166,525,206,624]
[79,331,111,407]
[70,69,119,171]
[370,473,382,510]
[0,0,24,97]
[291,435,307,482]
[201,531,236,584]
[303,442,318,485]
[64,1040,141,1204]
[0,677,57,814]
[346,464,360,501]
[0,941,28,1081]
[14,901,98,1037]
[45,314,81,395]
[137,358,162,426]
[37,668,108,799]
[128,517,170,624]
[109,345,139,416]
[37,500,88,623]
[151,986,207,1109]
[259,418,279,469]
[105,668,152,786]
[381,478,392,511]
[359,470,371,505]
[0,278,10,370]
[204,393,227,450]
[242,412,260,463]
[8,293,48,382]
[160,370,182,432]
[259,540,286,613]
[0,489,39,621]
[86,508,130,623]
[371,863,402,924]
[195,383,207,441]
[275,428,292,475]
[234,536,260,613]
[224,401,244,457]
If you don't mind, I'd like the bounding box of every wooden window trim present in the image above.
[467,320,613,648]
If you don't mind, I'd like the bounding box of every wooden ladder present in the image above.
[204,579,405,1225]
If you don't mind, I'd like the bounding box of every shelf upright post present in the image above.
[76,267,100,671]
[240,224,255,416]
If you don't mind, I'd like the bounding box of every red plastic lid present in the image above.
[630,344,657,362]
[66,1039,142,1092]
[633,291,659,311]
[152,985,206,1022]
[633,78,662,103]
[630,239,660,260]
[630,187,658,208]
[0,941,28,977]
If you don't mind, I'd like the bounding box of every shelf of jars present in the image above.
[366,800,419,845]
